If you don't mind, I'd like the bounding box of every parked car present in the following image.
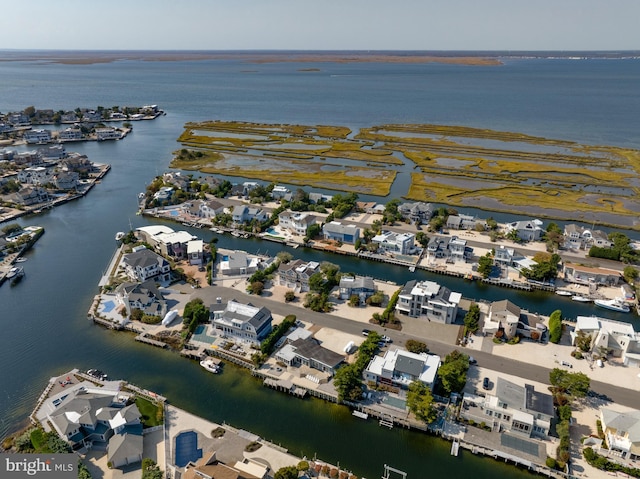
[468,356,477,365]
[362,329,371,337]
[482,377,490,390]
[561,360,573,368]
[381,335,392,343]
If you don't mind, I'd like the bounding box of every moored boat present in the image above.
[200,357,222,374]
[115,231,125,241]
[594,298,630,313]
[6,266,23,279]
[571,295,591,303]
[555,289,572,296]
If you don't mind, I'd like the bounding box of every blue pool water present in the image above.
[102,300,115,313]
[170,210,179,216]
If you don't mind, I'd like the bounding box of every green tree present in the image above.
[623,265,638,283]
[365,290,385,307]
[477,253,494,278]
[130,308,144,322]
[549,368,590,398]
[415,231,429,248]
[274,465,299,479]
[182,298,209,324]
[284,290,296,302]
[407,381,438,423]
[548,309,563,344]
[437,350,470,394]
[463,303,481,335]
[141,459,163,479]
[249,281,264,295]
[348,294,360,307]
[77,461,92,479]
[405,339,429,354]
[333,364,363,401]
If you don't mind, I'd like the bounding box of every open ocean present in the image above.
[0,51,639,478]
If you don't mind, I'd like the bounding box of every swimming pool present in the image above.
[102,300,116,313]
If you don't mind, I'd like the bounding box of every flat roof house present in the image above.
[219,250,260,276]
[364,349,441,391]
[322,221,360,244]
[339,276,376,302]
[371,230,415,255]
[396,279,461,324]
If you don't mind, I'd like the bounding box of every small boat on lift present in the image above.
[200,357,222,374]
[115,232,125,241]
[571,295,591,303]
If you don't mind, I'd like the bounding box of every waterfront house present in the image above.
[447,214,487,231]
[182,451,268,479]
[364,349,441,391]
[322,221,360,244]
[209,298,272,346]
[482,299,546,341]
[197,199,225,219]
[18,165,55,185]
[276,336,345,377]
[396,279,461,324]
[8,186,50,206]
[563,224,613,250]
[136,225,197,260]
[58,127,83,141]
[271,185,291,200]
[153,186,174,202]
[355,201,376,212]
[371,230,416,255]
[309,191,333,204]
[278,211,317,236]
[398,201,433,224]
[231,204,269,224]
[23,128,52,144]
[187,239,204,266]
[563,262,621,286]
[38,144,67,160]
[121,246,171,283]
[61,153,93,174]
[447,236,468,262]
[570,316,640,367]
[13,150,43,166]
[426,237,446,258]
[115,280,167,319]
[53,171,79,190]
[494,245,525,267]
[277,259,320,292]
[600,407,640,459]
[219,250,260,276]
[339,275,376,303]
[460,378,553,438]
[505,219,544,242]
[44,385,143,467]
[95,127,122,140]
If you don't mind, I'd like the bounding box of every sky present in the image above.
[1,0,639,51]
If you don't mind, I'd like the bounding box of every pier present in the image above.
[135,332,168,348]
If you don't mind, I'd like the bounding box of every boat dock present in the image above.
[135,332,167,348]
[263,378,308,398]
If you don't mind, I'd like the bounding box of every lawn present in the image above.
[135,397,164,427]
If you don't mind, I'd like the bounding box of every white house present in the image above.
[459,378,554,438]
[396,279,461,324]
[600,408,640,459]
[371,230,415,255]
[570,316,640,367]
[121,246,171,283]
[95,127,123,141]
[209,298,272,346]
[278,211,317,236]
[23,129,52,144]
[364,349,441,391]
[506,219,544,242]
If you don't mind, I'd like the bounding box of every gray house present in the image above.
[210,299,272,346]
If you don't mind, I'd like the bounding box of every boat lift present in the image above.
[381,464,407,479]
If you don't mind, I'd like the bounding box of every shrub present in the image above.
[549,309,563,344]
[244,441,262,452]
[546,457,557,469]
[211,427,225,438]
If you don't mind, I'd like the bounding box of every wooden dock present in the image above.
[135,332,167,348]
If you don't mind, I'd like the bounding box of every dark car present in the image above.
[482,377,490,390]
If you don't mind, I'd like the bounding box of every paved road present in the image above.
[195,285,638,408]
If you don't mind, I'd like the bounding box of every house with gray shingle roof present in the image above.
[600,407,640,459]
[115,280,167,319]
[209,298,272,346]
[46,387,143,467]
[121,247,171,283]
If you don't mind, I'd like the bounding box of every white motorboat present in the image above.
[6,266,23,279]
[200,357,221,374]
[115,231,125,241]
[594,298,631,313]
[555,290,572,296]
[571,295,591,303]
